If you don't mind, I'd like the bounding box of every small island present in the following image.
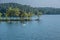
[0,3,42,21]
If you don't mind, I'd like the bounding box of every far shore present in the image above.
[0,17,40,21]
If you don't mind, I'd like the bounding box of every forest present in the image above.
[0,3,43,21]
[0,3,42,17]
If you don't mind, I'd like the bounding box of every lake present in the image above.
[0,15,60,40]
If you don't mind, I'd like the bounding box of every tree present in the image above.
[0,12,2,17]
[0,12,2,20]
[6,7,20,17]
[14,7,20,17]
[28,12,33,17]
[5,13,9,21]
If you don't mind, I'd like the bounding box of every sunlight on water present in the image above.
[23,24,26,26]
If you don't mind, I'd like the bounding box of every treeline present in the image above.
[0,3,60,16]
[0,6,43,21]
[0,7,34,18]
[37,7,60,14]
[0,3,42,17]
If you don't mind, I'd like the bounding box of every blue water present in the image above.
[0,15,60,40]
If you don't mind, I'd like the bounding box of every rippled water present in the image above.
[0,15,60,40]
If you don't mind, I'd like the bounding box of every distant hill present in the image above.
[37,7,60,14]
[0,3,60,14]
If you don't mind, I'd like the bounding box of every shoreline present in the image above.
[0,19,40,21]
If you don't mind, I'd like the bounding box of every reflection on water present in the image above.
[0,20,40,27]
[1,15,60,40]
[0,20,41,40]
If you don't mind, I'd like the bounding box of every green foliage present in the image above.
[1,3,60,15]
[6,7,20,17]
[0,12,2,17]
[0,12,2,20]
[0,3,43,15]
[5,7,35,18]
[0,3,42,21]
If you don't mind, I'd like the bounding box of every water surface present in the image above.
[0,15,60,40]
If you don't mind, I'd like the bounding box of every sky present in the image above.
[0,0,60,8]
